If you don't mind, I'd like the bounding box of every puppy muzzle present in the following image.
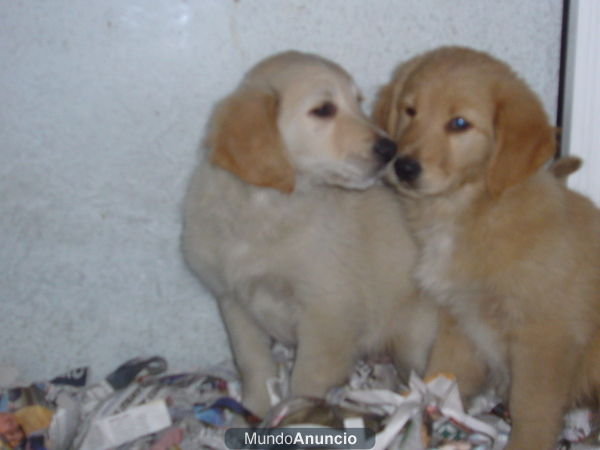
[373,137,397,164]
[394,155,422,185]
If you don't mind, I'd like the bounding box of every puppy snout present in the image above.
[394,156,421,183]
[373,137,397,164]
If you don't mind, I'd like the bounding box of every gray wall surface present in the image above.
[0,0,562,382]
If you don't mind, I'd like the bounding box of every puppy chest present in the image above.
[414,226,459,302]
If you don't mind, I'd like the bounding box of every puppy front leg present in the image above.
[218,296,277,418]
[390,297,438,378]
[426,312,487,402]
[290,311,356,399]
[506,324,577,450]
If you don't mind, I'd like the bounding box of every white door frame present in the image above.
[561,0,600,205]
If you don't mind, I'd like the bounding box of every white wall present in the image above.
[0,0,562,382]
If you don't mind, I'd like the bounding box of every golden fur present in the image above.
[375,46,600,449]
[182,51,437,417]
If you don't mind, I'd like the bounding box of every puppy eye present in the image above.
[446,117,471,132]
[405,107,416,117]
[310,102,337,118]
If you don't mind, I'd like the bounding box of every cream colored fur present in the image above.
[182,51,437,417]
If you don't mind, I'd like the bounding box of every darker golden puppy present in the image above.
[375,46,600,450]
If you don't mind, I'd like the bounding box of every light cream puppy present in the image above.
[182,51,436,417]
[375,46,600,450]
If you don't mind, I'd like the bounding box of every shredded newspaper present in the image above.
[1,346,599,449]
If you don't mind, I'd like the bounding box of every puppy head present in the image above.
[375,47,556,198]
[207,51,395,193]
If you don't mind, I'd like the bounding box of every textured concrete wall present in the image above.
[0,0,562,382]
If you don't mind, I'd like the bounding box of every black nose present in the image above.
[373,137,397,163]
[394,156,422,183]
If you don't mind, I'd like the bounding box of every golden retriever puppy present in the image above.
[374,46,600,449]
[182,51,437,418]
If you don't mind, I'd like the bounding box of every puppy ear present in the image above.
[372,81,402,138]
[207,87,295,193]
[487,85,556,196]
